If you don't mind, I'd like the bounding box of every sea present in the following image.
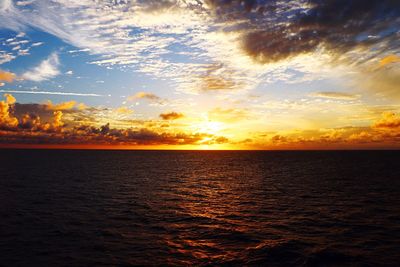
[0,150,399,266]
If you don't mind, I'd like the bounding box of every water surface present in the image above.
[1,150,399,266]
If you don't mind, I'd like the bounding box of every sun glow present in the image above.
[197,121,224,135]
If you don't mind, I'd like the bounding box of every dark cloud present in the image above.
[208,0,400,63]
[159,112,184,120]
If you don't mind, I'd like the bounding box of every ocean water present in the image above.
[0,150,399,266]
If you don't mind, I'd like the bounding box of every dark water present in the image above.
[1,150,400,266]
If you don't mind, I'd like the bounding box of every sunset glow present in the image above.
[0,0,399,149]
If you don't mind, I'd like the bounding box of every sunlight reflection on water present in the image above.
[1,150,400,266]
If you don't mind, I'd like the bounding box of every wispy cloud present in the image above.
[0,90,102,97]
[127,92,166,105]
[309,92,361,100]
[0,0,398,97]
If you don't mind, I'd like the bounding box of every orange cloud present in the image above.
[0,94,18,129]
[159,112,184,120]
[115,106,134,115]
[4,93,16,104]
[372,112,400,129]
[53,111,64,129]
[0,70,16,83]
[379,55,400,68]
[0,94,229,147]
[127,92,162,102]
[45,100,77,110]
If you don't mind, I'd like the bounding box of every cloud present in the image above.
[355,66,400,99]
[159,112,184,120]
[0,70,16,82]
[309,92,360,100]
[372,112,400,129]
[21,52,60,81]
[52,110,64,128]
[115,106,134,115]
[45,100,77,111]
[127,92,165,104]
[0,93,19,129]
[207,0,400,64]
[198,63,240,91]
[208,107,250,123]
[0,0,398,97]
[379,55,400,68]
[0,52,15,65]
[0,90,102,97]
[0,1,288,94]
[0,94,229,146]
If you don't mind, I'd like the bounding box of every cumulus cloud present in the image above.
[0,93,19,129]
[159,112,184,120]
[248,111,400,149]
[21,52,60,81]
[373,112,400,129]
[0,94,229,146]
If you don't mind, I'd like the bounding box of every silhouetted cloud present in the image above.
[159,112,184,120]
[0,94,229,146]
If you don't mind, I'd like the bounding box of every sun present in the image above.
[197,121,224,135]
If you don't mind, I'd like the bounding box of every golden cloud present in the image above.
[0,93,18,129]
[0,70,16,83]
[372,112,400,129]
[45,100,77,111]
[159,112,184,120]
[208,107,249,123]
[379,55,400,68]
[309,92,360,100]
[127,92,162,102]
[0,94,229,147]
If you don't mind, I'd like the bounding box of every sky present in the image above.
[0,0,399,149]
